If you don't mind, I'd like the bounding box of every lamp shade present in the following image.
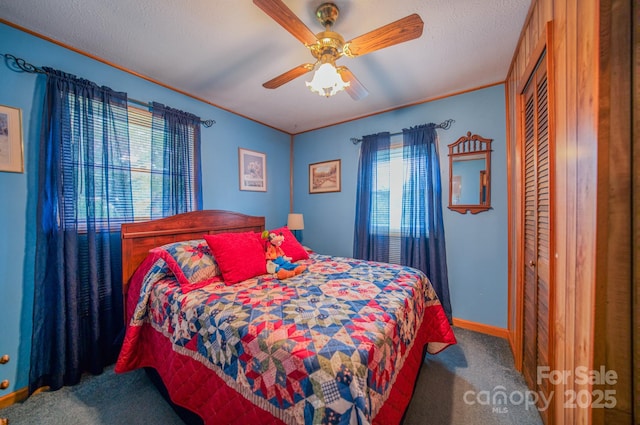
[305,62,349,97]
[287,213,304,230]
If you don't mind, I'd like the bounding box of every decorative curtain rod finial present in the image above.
[439,118,455,130]
[2,53,45,74]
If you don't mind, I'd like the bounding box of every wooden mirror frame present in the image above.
[447,131,493,214]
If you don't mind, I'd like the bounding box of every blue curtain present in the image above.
[401,124,452,321]
[31,68,132,392]
[150,102,202,218]
[353,125,452,322]
[353,132,391,261]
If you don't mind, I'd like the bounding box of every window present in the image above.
[60,93,132,229]
[60,99,198,229]
[126,105,199,221]
[127,106,154,220]
[371,139,405,263]
[372,138,431,235]
[373,140,404,235]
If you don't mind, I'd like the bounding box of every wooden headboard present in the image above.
[120,210,265,296]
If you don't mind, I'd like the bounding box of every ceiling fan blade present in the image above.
[344,14,424,57]
[337,67,369,101]
[263,63,315,89]
[253,0,318,46]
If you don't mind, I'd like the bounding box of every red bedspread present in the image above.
[116,253,456,424]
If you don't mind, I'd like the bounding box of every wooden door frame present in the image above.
[634,0,640,417]
[630,0,639,420]
[592,0,636,422]
[511,21,555,379]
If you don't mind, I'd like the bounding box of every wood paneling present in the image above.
[592,0,634,424]
[633,0,640,419]
[548,2,570,422]
[505,0,634,424]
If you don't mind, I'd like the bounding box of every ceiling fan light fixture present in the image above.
[306,62,350,97]
[255,0,422,100]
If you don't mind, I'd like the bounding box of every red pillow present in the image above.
[203,232,267,285]
[265,226,309,262]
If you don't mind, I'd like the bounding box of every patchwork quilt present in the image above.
[116,253,456,425]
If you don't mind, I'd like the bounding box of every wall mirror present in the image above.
[448,131,492,214]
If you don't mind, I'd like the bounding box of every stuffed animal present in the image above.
[263,231,306,279]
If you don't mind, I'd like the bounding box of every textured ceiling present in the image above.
[0,0,531,134]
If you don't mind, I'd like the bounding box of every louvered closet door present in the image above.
[521,50,552,419]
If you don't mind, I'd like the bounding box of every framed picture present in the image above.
[238,148,267,191]
[309,159,341,194]
[0,105,24,173]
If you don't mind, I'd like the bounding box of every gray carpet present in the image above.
[404,328,543,424]
[1,328,543,424]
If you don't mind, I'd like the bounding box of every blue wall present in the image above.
[292,85,508,329]
[0,22,291,393]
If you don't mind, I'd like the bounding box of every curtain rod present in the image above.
[2,53,216,127]
[350,119,455,144]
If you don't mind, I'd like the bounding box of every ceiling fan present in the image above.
[253,0,424,100]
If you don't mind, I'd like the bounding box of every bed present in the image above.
[115,210,456,425]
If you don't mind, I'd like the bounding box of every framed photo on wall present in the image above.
[0,105,24,173]
[238,148,267,191]
[309,159,341,194]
